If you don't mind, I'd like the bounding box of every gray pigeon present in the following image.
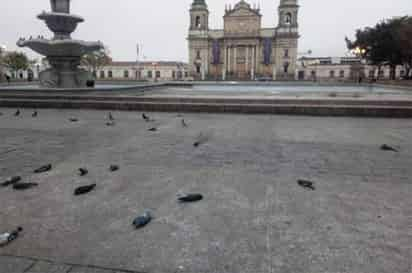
[106,121,116,127]
[78,168,88,176]
[32,111,38,117]
[109,165,119,172]
[178,193,203,203]
[148,127,157,132]
[297,180,315,191]
[108,112,114,121]
[13,183,38,190]
[380,144,398,152]
[69,117,78,122]
[34,164,52,173]
[132,211,152,229]
[181,119,188,128]
[1,176,21,187]
[14,110,20,116]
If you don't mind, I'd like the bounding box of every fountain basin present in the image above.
[17,39,103,57]
[38,12,84,39]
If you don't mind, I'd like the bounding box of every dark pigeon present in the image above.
[1,176,22,187]
[74,184,96,196]
[178,193,203,203]
[32,111,38,117]
[193,132,209,147]
[14,110,20,116]
[181,119,188,128]
[13,183,38,190]
[78,168,88,176]
[297,180,316,191]
[34,164,52,173]
[132,211,152,229]
[109,165,119,172]
[148,127,157,132]
[106,121,116,127]
[142,113,153,122]
[69,117,78,122]
[108,112,114,121]
[380,144,399,152]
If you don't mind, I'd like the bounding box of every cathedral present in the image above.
[188,0,299,80]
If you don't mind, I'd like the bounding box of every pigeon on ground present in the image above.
[193,132,209,147]
[0,227,23,247]
[74,184,96,196]
[142,113,153,122]
[109,165,119,172]
[108,112,114,121]
[380,144,398,152]
[132,211,152,229]
[14,110,20,116]
[297,180,316,191]
[178,193,203,203]
[34,164,52,173]
[78,168,88,176]
[181,119,188,128]
[106,121,116,127]
[32,111,37,117]
[69,117,78,122]
[1,176,21,187]
[13,183,38,190]
[148,127,157,132]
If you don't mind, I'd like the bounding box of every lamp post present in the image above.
[350,46,366,83]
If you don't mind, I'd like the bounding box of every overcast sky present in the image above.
[1,0,411,62]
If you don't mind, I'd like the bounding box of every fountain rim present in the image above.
[37,12,84,22]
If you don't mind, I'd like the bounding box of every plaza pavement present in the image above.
[0,108,411,273]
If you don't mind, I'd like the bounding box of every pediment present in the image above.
[225,1,261,17]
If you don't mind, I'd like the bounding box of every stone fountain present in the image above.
[17,0,104,88]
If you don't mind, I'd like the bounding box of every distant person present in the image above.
[5,74,11,84]
[358,76,363,84]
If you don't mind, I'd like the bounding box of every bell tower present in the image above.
[274,0,299,80]
[189,0,209,31]
[188,0,209,80]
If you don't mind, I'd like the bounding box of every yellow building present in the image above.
[188,0,300,81]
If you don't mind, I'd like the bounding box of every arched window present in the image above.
[339,70,345,78]
[124,70,129,78]
[108,71,113,78]
[155,71,161,78]
[195,16,201,28]
[196,65,201,74]
[172,71,176,79]
[330,70,335,78]
[284,49,289,57]
[285,13,292,25]
[100,70,105,79]
[196,50,201,59]
[177,71,183,79]
[147,70,153,78]
[311,70,316,77]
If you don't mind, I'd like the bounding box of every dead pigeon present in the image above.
[14,110,20,116]
[74,184,96,196]
[34,164,52,173]
[132,211,152,229]
[148,127,157,132]
[13,183,38,190]
[69,117,78,122]
[108,112,114,121]
[78,168,88,176]
[297,180,316,191]
[106,121,116,127]
[32,111,37,117]
[0,227,23,247]
[181,119,188,128]
[178,193,203,203]
[109,165,119,172]
[1,176,21,187]
[380,144,398,152]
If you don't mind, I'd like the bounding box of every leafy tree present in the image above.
[346,16,412,80]
[1,51,30,78]
[81,47,112,78]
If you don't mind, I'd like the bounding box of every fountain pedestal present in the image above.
[17,0,103,89]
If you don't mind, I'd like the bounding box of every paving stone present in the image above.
[25,261,71,273]
[0,256,34,273]
[69,266,115,273]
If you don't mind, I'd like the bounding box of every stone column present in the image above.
[251,46,255,80]
[234,47,237,78]
[246,46,249,76]
[228,46,231,74]
[222,46,227,80]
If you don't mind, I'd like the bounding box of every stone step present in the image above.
[1,98,412,117]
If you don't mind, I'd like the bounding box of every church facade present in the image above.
[188,0,300,81]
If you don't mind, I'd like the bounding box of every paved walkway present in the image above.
[0,109,411,273]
